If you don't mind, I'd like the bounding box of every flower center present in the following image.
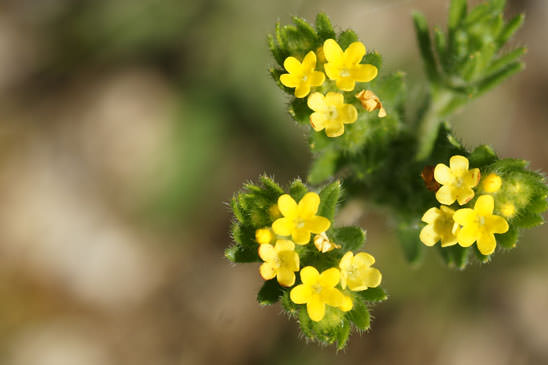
[302,75,308,82]
[340,69,351,77]
[312,284,323,294]
[296,219,305,229]
[327,106,339,120]
[478,216,486,226]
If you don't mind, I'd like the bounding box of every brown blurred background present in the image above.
[0,0,547,364]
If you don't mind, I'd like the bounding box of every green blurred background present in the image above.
[0,0,547,364]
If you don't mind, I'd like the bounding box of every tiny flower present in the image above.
[419,206,459,247]
[272,192,331,245]
[339,251,382,291]
[307,92,358,137]
[355,90,386,118]
[453,195,509,255]
[323,39,378,91]
[434,155,481,205]
[313,232,341,253]
[500,202,516,218]
[421,165,441,192]
[290,266,353,322]
[258,240,300,287]
[280,51,326,98]
[255,227,274,245]
[482,173,502,193]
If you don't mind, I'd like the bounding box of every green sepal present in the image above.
[363,51,382,70]
[289,97,311,124]
[318,180,342,221]
[397,221,424,264]
[438,245,470,270]
[257,279,285,305]
[335,320,352,350]
[337,29,358,49]
[497,225,519,249]
[289,179,308,201]
[346,297,370,331]
[357,287,388,303]
[225,244,259,263]
[330,226,366,252]
[473,246,491,263]
[297,305,350,347]
[469,144,498,168]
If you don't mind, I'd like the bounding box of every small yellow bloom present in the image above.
[453,195,509,255]
[482,173,502,193]
[339,251,382,291]
[272,192,331,245]
[323,39,378,91]
[313,232,341,253]
[307,92,358,137]
[258,240,300,287]
[500,202,516,218]
[355,90,386,118]
[434,155,481,205]
[290,266,353,322]
[419,206,459,247]
[280,51,325,98]
[255,227,274,245]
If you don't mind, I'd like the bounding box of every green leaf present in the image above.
[315,13,336,41]
[308,149,339,185]
[318,180,341,220]
[330,226,366,252]
[363,51,382,70]
[257,279,285,305]
[347,297,371,330]
[231,195,245,223]
[475,61,524,96]
[413,11,440,83]
[397,222,424,264]
[487,47,527,74]
[358,286,388,303]
[497,13,524,48]
[438,245,470,269]
[289,97,311,124]
[293,16,318,47]
[225,244,260,263]
[336,320,351,350]
[260,175,285,199]
[469,144,498,168]
[497,225,519,249]
[289,179,308,201]
[448,0,468,31]
[338,29,358,49]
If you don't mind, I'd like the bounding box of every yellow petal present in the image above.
[339,251,353,271]
[436,185,456,205]
[477,233,496,255]
[325,92,344,106]
[343,41,366,64]
[259,263,276,280]
[280,73,300,88]
[440,234,458,247]
[449,155,469,172]
[278,194,298,218]
[307,92,326,112]
[272,217,293,236]
[339,295,353,312]
[298,192,321,218]
[336,77,355,91]
[321,287,344,307]
[325,124,345,138]
[310,112,327,131]
[351,64,378,82]
[292,228,311,245]
[340,104,358,124]
[378,106,387,118]
[305,216,331,233]
[275,239,295,252]
[324,63,340,80]
[456,187,475,206]
[319,267,340,287]
[323,39,343,63]
[302,51,317,70]
[421,207,441,224]
[453,208,475,225]
[419,224,439,246]
[300,266,320,285]
[475,195,494,216]
[340,271,348,290]
[309,71,325,86]
[284,57,302,74]
[354,252,375,266]
[465,168,481,188]
[295,84,311,98]
[277,268,296,287]
[258,244,276,262]
[457,225,478,247]
[486,215,509,234]
[290,284,312,304]
[364,268,382,288]
[307,297,326,322]
[434,163,453,185]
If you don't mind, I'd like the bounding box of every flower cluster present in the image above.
[280,38,383,138]
[255,191,382,322]
[420,155,509,255]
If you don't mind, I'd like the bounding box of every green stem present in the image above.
[415,89,453,160]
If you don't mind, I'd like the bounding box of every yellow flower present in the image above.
[339,251,382,291]
[255,227,274,245]
[272,192,331,245]
[419,206,459,247]
[258,240,300,287]
[280,51,325,98]
[313,232,341,253]
[307,92,358,137]
[434,155,481,205]
[482,173,502,193]
[290,266,353,322]
[453,195,509,255]
[323,39,378,91]
[355,90,386,118]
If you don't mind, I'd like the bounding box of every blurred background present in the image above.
[0,0,547,364]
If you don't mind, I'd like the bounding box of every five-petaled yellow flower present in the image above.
[323,39,378,91]
[339,251,382,291]
[307,92,357,137]
[280,51,325,98]
[355,89,386,118]
[453,195,509,255]
[272,192,331,244]
[290,266,353,322]
[434,155,480,205]
[258,240,300,287]
[419,206,459,247]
